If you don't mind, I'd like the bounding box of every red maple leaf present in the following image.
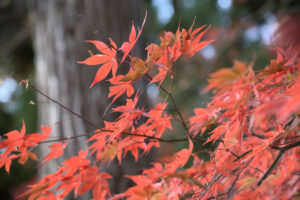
[42,142,67,166]
[107,75,135,104]
[61,150,90,177]
[0,121,26,157]
[119,12,147,64]
[165,138,193,172]
[78,39,118,87]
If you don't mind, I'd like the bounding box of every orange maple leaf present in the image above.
[78,39,118,87]
[42,142,67,166]
[119,12,147,64]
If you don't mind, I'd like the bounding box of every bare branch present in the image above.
[257,150,285,186]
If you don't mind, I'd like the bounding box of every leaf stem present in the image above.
[31,85,100,130]
[145,73,188,132]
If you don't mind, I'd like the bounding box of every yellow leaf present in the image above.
[206,60,248,93]
[101,142,119,163]
[151,192,163,200]
[224,137,238,148]
[120,71,144,82]
[29,152,39,161]
[238,176,257,191]
[120,57,148,82]
[146,44,162,61]
[160,31,175,48]
[131,56,147,73]
[232,60,248,75]
[257,60,284,77]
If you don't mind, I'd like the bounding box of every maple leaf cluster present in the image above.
[0,122,50,173]
[1,15,300,200]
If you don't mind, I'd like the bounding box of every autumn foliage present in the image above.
[0,14,300,200]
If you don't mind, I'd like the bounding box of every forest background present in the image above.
[0,0,299,199]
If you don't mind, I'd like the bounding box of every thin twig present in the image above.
[11,72,191,145]
[31,85,100,130]
[233,150,252,162]
[257,150,285,186]
[256,136,300,186]
[270,140,300,151]
[11,72,100,130]
[226,175,239,200]
[38,130,100,144]
[251,132,265,139]
[248,165,265,175]
[146,73,188,131]
[198,173,222,199]
[204,158,253,200]
[39,128,190,144]
[226,157,253,200]
[205,192,227,200]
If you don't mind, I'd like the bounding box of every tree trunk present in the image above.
[28,0,148,197]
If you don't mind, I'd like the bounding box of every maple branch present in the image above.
[226,158,253,200]
[145,73,188,132]
[251,132,265,139]
[205,192,227,200]
[13,72,192,146]
[31,85,100,130]
[38,127,191,145]
[270,140,300,151]
[226,149,239,158]
[225,148,265,175]
[197,173,222,199]
[223,148,252,162]
[118,131,189,142]
[233,150,252,162]
[202,152,255,200]
[248,165,265,175]
[169,92,188,131]
[11,72,101,130]
[12,73,192,146]
[38,130,100,144]
[226,175,239,200]
[256,137,300,186]
[11,73,194,147]
[257,150,285,186]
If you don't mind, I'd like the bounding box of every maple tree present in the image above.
[0,14,300,200]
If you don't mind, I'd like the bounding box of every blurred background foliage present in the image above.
[0,0,299,198]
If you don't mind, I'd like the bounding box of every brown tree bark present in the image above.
[28,0,148,197]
